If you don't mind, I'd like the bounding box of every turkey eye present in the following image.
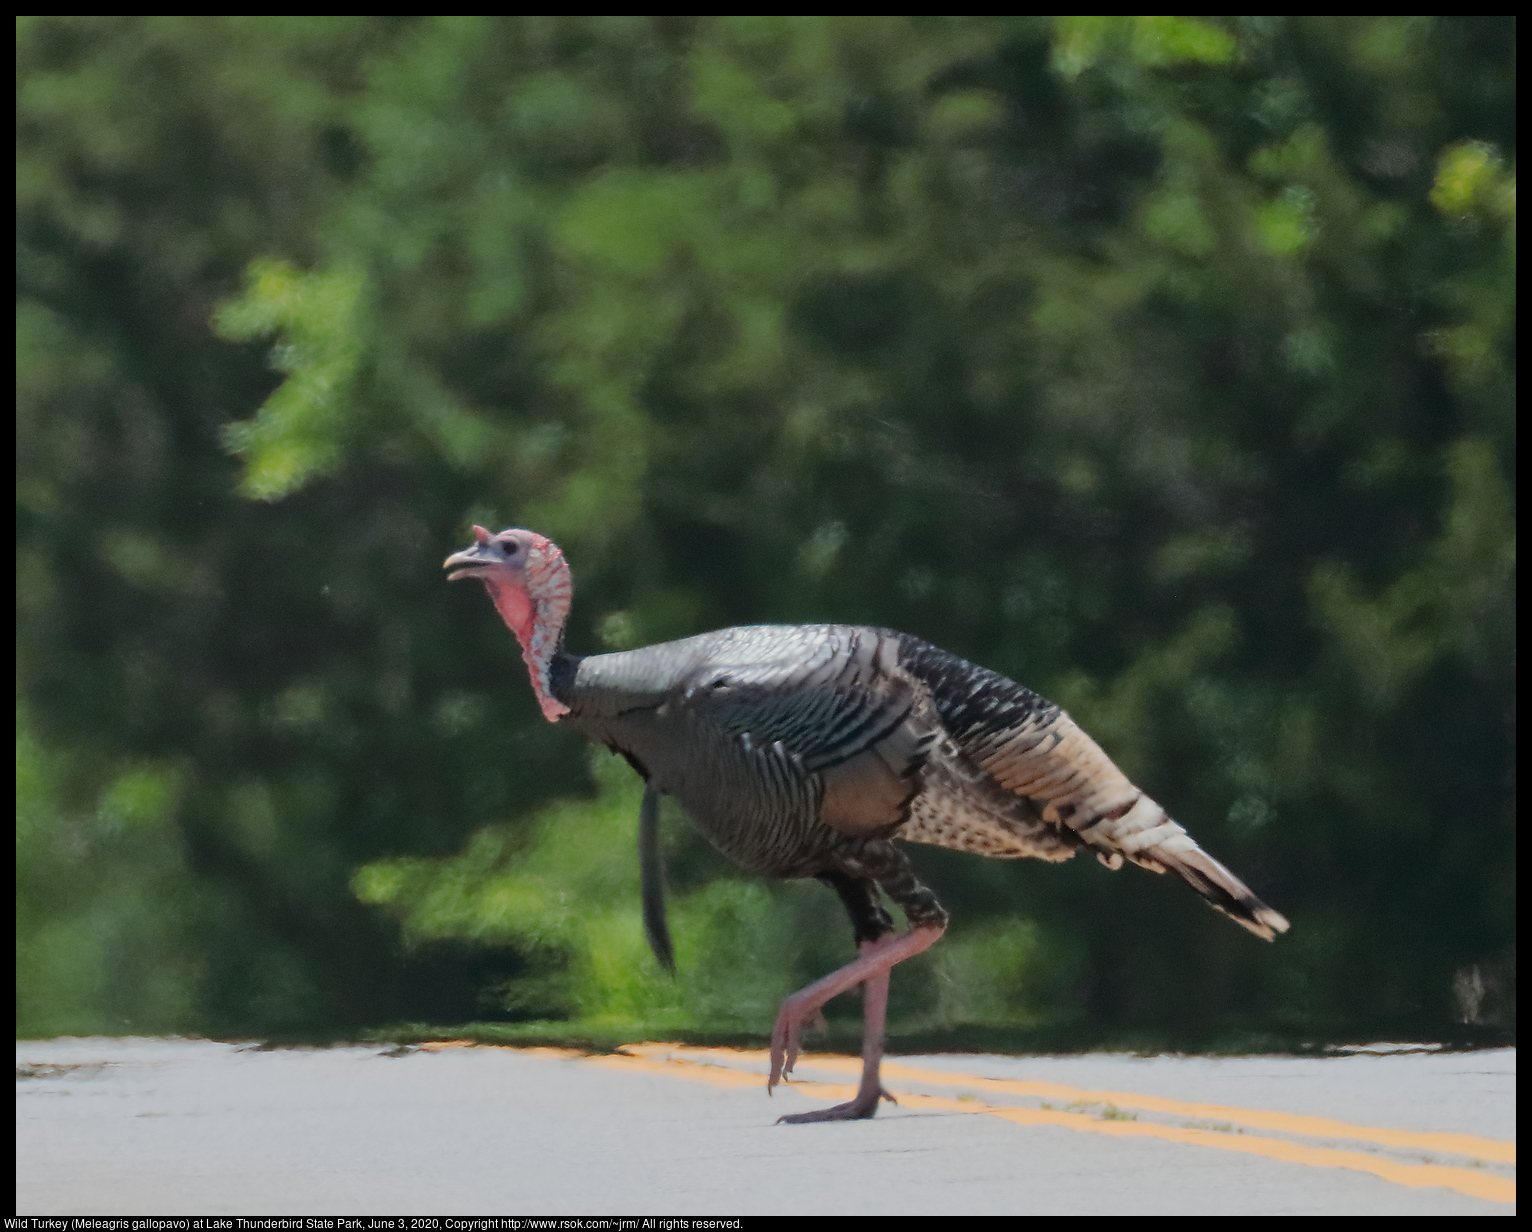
[502,542,520,555]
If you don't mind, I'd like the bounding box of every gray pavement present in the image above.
[15,1037,1515,1216]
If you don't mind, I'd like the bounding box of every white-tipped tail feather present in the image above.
[1149,841,1290,940]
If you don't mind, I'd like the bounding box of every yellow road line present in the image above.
[624,1044,1513,1164]
[596,1045,1514,1206]
[904,1088,1514,1206]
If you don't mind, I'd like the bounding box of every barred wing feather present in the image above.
[900,638,1290,941]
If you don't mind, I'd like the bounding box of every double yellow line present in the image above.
[578,1043,1515,1206]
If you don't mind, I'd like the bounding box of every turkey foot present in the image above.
[769,925,944,1122]
[777,965,894,1123]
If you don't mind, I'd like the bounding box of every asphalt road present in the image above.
[16,1037,1515,1216]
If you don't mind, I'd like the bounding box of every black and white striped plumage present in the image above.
[556,621,1289,941]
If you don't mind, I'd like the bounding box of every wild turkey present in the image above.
[445,525,1289,1123]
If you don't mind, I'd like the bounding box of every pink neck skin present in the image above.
[481,571,571,723]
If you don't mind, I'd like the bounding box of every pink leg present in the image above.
[769,925,945,1123]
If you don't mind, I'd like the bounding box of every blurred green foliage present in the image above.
[17,17,1514,1045]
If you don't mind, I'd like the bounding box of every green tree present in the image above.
[18,17,1513,1042]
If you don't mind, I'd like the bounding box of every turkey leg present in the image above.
[769,924,944,1123]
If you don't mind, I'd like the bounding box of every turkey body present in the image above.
[553,622,1284,941]
[444,525,1287,1123]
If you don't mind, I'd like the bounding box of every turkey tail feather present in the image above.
[1151,842,1289,941]
[1098,789,1289,941]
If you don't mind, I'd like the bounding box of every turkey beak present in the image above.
[443,546,486,582]
[444,525,496,582]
